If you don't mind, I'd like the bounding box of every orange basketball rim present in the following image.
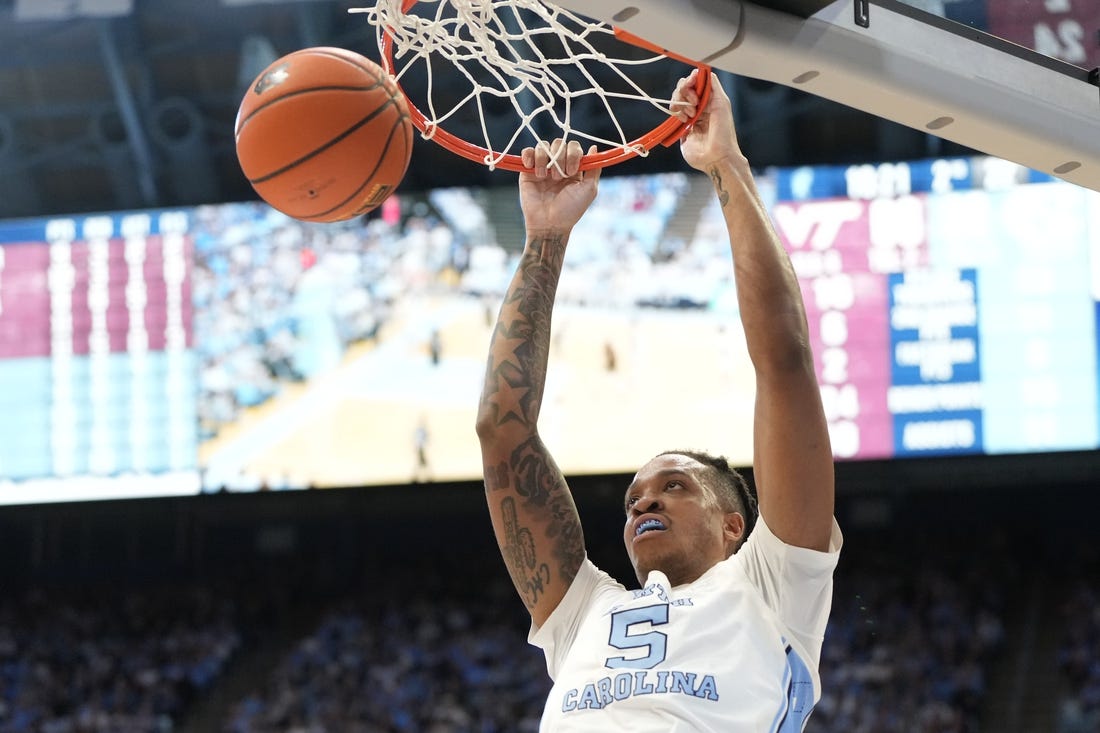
[365,0,712,172]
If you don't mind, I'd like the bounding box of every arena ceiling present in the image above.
[0,0,949,220]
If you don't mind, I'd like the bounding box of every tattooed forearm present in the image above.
[513,437,584,571]
[500,496,551,609]
[710,166,730,208]
[484,461,510,491]
[478,234,567,431]
[478,231,586,614]
[527,233,567,269]
[498,451,584,607]
[511,435,564,506]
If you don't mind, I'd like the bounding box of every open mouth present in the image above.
[635,518,667,537]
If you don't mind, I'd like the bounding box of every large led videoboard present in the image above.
[0,157,1097,503]
[0,212,198,503]
[771,157,1098,459]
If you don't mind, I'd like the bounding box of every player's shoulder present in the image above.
[566,556,630,606]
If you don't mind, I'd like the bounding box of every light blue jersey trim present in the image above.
[770,641,816,732]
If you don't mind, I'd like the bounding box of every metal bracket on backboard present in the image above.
[1090,68,1100,107]
[854,0,869,28]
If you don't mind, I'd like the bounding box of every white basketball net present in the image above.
[352,0,691,171]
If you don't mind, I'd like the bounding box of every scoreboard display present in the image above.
[0,212,199,502]
[0,156,1098,504]
[774,157,1100,459]
[899,0,1099,70]
[986,0,1099,71]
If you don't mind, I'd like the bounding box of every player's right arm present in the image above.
[675,72,835,552]
[475,140,600,627]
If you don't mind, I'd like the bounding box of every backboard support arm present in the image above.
[554,0,1100,193]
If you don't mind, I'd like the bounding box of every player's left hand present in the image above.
[519,139,600,234]
[673,70,746,172]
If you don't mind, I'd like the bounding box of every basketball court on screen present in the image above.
[198,286,756,489]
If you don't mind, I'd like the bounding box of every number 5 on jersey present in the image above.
[605,604,669,670]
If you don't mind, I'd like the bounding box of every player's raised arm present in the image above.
[674,72,835,551]
[475,140,600,626]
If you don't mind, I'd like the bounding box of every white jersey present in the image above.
[530,515,842,732]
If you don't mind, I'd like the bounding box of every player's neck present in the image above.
[645,559,718,588]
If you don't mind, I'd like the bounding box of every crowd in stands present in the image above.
[3,521,1099,733]
[1056,546,1100,733]
[219,529,1017,733]
[808,536,1011,733]
[0,585,240,733]
[222,567,548,733]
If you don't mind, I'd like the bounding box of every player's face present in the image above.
[622,454,733,587]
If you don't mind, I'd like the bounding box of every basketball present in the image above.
[234,47,414,223]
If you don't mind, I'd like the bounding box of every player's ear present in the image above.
[723,511,745,549]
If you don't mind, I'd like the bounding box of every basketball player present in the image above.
[475,71,842,730]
